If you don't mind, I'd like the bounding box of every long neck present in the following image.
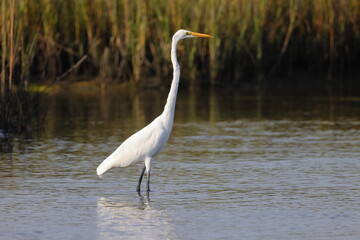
[162,38,180,124]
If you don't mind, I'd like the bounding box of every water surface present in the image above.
[1,84,360,239]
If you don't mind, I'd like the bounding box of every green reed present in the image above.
[0,0,359,91]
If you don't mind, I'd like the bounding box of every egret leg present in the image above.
[146,171,151,192]
[136,166,146,192]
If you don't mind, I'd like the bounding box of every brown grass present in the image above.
[0,0,359,91]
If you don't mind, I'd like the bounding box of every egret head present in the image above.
[173,29,212,41]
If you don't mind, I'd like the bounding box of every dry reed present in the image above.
[0,0,359,91]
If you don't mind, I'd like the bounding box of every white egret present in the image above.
[96,29,212,192]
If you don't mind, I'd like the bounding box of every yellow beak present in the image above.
[188,31,213,38]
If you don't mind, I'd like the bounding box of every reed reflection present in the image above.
[1,84,359,155]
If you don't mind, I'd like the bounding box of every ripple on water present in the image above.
[1,118,360,239]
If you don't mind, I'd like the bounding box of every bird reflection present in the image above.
[97,195,175,239]
[137,190,150,203]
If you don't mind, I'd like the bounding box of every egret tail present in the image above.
[96,158,115,177]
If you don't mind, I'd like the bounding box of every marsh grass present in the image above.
[0,0,359,91]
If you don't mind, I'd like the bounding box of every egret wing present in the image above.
[97,117,168,176]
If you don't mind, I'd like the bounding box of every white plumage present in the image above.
[96,29,212,192]
[96,115,169,175]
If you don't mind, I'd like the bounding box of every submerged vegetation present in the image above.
[0,0,360,91]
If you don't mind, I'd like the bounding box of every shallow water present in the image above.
[1,85,360,239]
